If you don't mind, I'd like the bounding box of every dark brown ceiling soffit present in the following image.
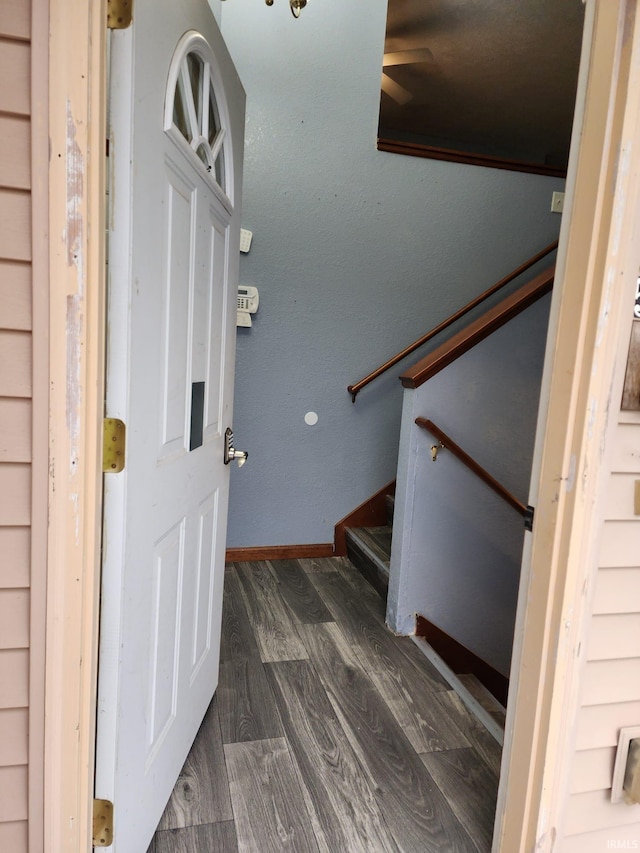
[377,137,567,178]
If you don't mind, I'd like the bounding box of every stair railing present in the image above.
[347,240,558,402]
[415,418,534,530]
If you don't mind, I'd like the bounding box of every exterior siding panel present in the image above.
[0,709,28,767]
[0,261,32,330]
[0,1,46,846]
[0,331,32,397]
[0,464,30,526]
[563,412,640,842]
[0,765,28,822]
[576,701,640,750]
[0,1,31,40]
[586,613,640,660]
[0,820,28,853]
[0,649,29,709]
[0,115,30,190]
[569,747,617,794]
[0,39,30,116]
[563,825,640,853]
[593,567,640,614]
[0,589,29,649]
[0,527,30,588]
[565,789,640,835]
[0,190,31,261]
[0,398,31,462]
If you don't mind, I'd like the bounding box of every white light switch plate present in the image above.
[551,191,565,214]
[239,229,253,253]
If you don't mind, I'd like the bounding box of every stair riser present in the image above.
[385,494,395,528]
[345,532,390,600]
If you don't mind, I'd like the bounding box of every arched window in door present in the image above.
[164,31,231,198]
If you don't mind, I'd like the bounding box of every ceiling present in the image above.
[378,0,585,172]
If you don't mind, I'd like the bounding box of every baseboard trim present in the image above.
[411,636,504,745]
[334,480,396,556]
[225,544,334,562]
[415,614,509,706]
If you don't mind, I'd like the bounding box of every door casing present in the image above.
[43,1,640,851]
[46,0,107,850]
[495,1,640,849]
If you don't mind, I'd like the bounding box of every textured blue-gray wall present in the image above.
[388,294,552,673]
[221,0,564,548]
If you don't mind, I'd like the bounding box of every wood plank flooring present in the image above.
[148,558,500,853]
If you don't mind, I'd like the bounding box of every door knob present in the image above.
[224,427,248,467]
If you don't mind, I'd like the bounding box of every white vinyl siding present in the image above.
[562,415,640,848]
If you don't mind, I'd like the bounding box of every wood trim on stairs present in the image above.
[415,614,509,706]
[400,266,554,390]
[225,544,334,562]
[333,480,396,556]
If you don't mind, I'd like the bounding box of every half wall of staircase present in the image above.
[387,290,552,677]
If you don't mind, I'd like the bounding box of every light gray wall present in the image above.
[387,293,552,675]
[220,0,564,548]
[207,0,221,25]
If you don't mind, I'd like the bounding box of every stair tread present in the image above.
[458,674,506,726]
[345,525,392,566]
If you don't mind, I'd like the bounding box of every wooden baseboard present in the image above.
[225,543,334,562]
[415,614,509,706]
[334,480,396,556]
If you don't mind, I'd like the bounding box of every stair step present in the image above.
[458,674,507,727]
[385,493,395,527]
[345,525,392,600]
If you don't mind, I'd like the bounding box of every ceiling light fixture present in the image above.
[246,0,307,17]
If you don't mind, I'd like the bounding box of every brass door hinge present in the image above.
[107,0,133,29]
[93,799,114,847]
[103,418,126,473]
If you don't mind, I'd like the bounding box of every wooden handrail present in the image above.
[347,240,558,402]
[401,265,554,389]
[415,418,527,517]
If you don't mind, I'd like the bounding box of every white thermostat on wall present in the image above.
[237,285,259,327]
[239,228,253,253]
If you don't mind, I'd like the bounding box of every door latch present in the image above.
[224,428,248,467]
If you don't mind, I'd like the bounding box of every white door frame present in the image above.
[494,1,640,849]
[44,1,640,851]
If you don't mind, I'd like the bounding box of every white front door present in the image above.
[95,2,245,850]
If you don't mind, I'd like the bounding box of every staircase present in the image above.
[344,494,394,601]
[342,245,558,713]
[344,494,510,719]
[343,479,513,713]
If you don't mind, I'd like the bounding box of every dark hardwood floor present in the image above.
[148,557,501,853]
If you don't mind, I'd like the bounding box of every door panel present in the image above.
[96,1,244,850]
